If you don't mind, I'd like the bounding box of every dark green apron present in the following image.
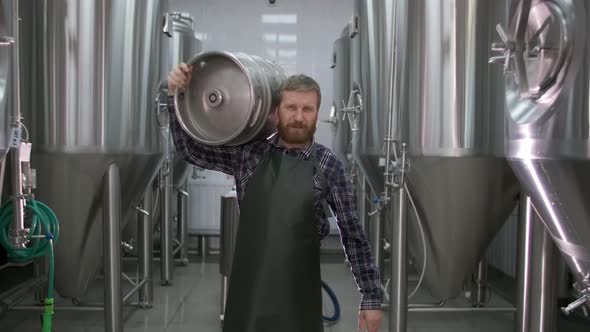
[222,144,330,332]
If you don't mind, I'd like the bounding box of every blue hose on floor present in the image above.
[321,280,340,322]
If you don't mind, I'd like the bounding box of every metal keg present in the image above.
[175,51,287,146]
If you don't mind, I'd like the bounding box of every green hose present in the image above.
[0,199,59,332]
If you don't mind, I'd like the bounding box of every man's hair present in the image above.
[275,74,322,109]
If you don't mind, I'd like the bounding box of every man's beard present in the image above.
[277,121,316,145]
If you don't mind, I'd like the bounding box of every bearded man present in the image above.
[167,63,383,332]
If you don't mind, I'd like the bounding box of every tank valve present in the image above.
[561,295,589,315]
[561,284,590,316]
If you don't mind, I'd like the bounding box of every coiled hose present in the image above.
[321,280,340,322]
[0,199,59,332]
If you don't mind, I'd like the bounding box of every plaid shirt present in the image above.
[168,97,381,310]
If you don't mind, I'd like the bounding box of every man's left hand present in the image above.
[358,309,383,332]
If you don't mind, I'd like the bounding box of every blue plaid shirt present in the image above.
[168,97,381,310]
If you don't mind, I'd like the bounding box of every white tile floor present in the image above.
[0,258,525,332]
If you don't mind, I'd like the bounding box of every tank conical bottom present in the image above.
[405,156,518,299]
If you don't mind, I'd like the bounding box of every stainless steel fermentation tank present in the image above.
[348,0,519,299]
[17,0,166,298]
[0,1,11,166]
[498,0,590,312]
[395,0,520,299]
[349,0,391,198]
[330,26,351,164]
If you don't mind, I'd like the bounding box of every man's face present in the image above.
[276,90,319,146]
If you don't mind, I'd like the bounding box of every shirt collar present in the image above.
[267,131,315,159]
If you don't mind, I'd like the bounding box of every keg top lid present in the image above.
[175,51,254,145]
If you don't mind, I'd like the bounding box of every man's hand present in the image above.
[167,62,192,96]
[358,309,383,332]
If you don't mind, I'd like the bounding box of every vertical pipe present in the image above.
[9,0,25,249]
[358,175,368,232]
[516,195,558,332]
[515,195,534,332]
[530,205,558,332]
[176,182,189,265]
[516,196,532,332]
[474,258,488,307]
[34,260,47,303]
[104,164,122,332]
[160,161,174,285]
[371,208,382,271]
[138,186,153,308]
[389,186,407,332]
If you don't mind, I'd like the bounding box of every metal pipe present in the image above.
[0,277,47,314]
[9,0,26,250]
[371,208,382,271]
[389,181,407,332]
[176,184,189,265]
[408,299,447,308]
[13,305,106,312]
[357,175,368,232]
[408,307,516,313]
[138,187,153,308]
[516,195,533,332]
[122,279,147,303]
[160,161,174,285]
[200,235,207,259]
[474,258,488,307]
[382,302,515,313]
[121,272,135,286]
[103,164,122,332]
[34,260,46,302]
[172,240,182,255]
[0,261,33,271]
[382,0,398,203]
[123,256,187,264]
[516,195,558,332]
[347,91,377,198]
